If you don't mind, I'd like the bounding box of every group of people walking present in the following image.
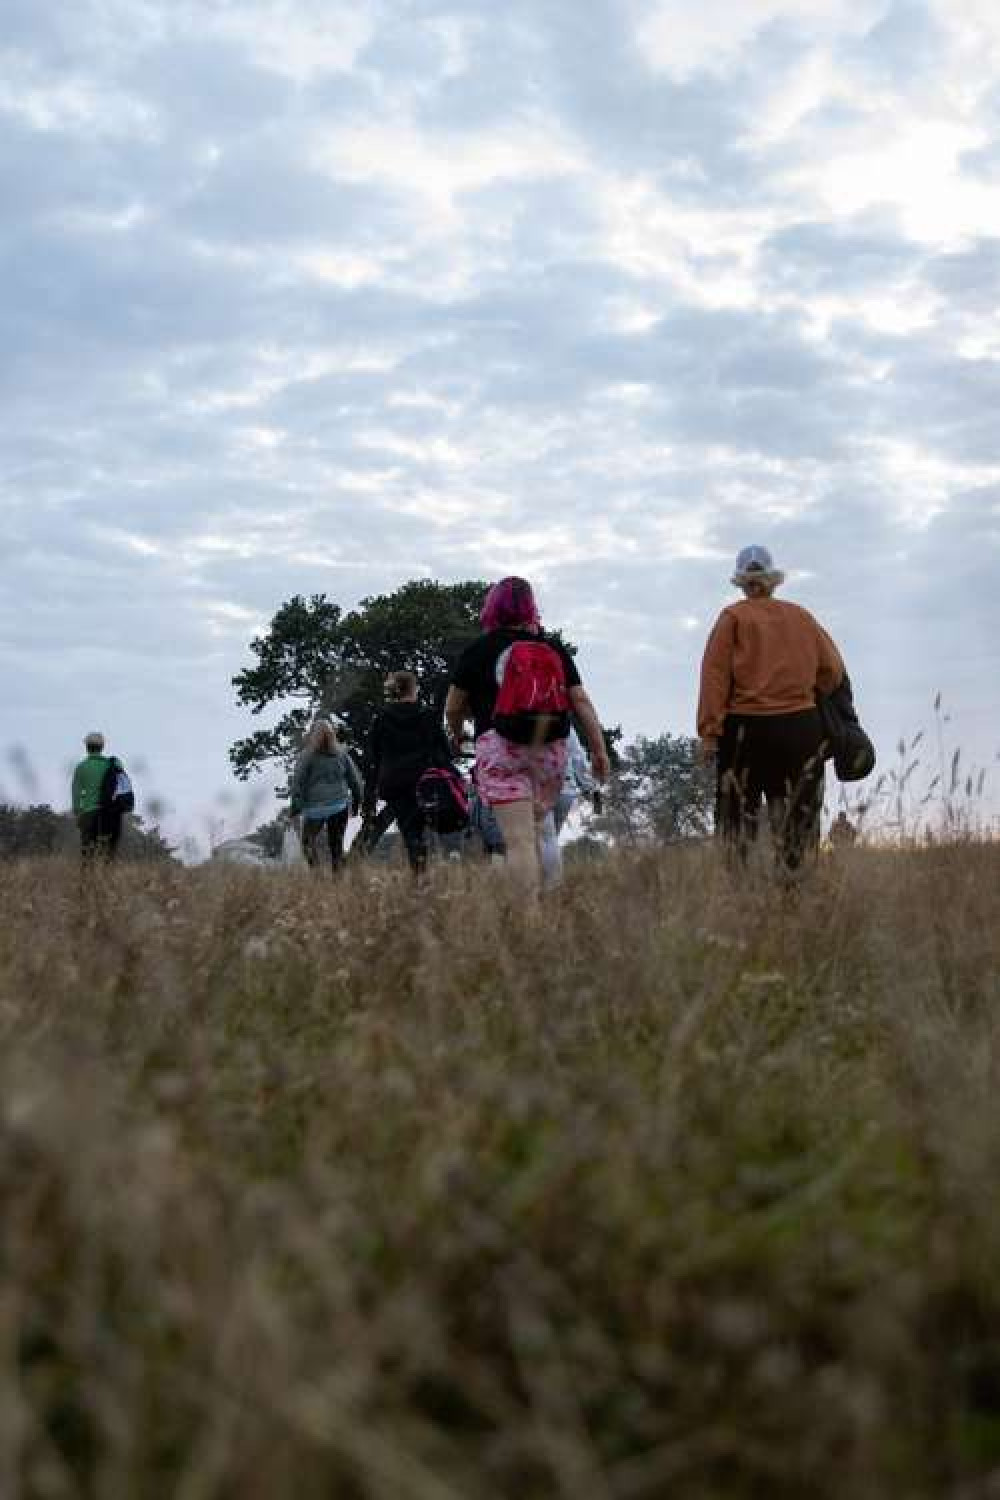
[288,573,613,892]
[74,547,868,882]
[278,548,867,889]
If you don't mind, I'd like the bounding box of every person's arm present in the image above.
[567,686,610,782]
[345,753,363,814]
[697,610,736,747]
[569,727,596,792]
[815,622,846,698]
[361,721,381,815]
[432,719,455,766]
[289,753,309,815]
[445,685,471,753]
[71,764,83,816]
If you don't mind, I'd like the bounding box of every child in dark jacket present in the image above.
[362,671,452,874]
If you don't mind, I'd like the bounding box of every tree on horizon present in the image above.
[589,733,715,845]
[229,579,490,782]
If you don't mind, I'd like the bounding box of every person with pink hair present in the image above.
[445,577,609,891]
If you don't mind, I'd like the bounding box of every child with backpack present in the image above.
[445,577,609,892]
[72,732,134,862]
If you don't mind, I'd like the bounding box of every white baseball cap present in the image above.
[732,544,784,587]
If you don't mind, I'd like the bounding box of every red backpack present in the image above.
[493,640,571,745]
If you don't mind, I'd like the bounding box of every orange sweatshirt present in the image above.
[697,598,845,740]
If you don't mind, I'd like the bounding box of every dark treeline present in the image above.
[0,804,175,862]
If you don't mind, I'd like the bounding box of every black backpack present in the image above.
[817,676,876,782]
[100,758,136,815]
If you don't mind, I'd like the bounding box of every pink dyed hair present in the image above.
[480,576,541,633]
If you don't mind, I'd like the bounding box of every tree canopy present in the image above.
[591,734,714,845]
[244,817,287,859]
[230,578,553,781]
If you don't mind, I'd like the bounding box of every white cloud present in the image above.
[930,0,1000,81]
[635,0,885,80]
[801,118,1000,243]
[0,52,158,138]
[208,0,376,81]
[2,0,998,835]
[315,116,585,220]
[91,526,165,557]
[864,437,1000,527]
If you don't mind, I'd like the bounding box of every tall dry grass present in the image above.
[1,844,999,1499]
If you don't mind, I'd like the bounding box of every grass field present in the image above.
[1,843,999,1498]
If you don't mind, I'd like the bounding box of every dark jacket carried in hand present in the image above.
[816,673,876,782]
[363,703,452,808]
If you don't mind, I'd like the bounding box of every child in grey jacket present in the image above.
[289,720,363,873]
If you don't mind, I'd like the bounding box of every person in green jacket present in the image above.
[289,719,363,874]
[71,731,119,862]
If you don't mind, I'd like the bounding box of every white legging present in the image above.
[539,811,562,886]
[493,801,562,891]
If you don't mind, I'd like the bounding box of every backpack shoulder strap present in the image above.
[99,758,118,806]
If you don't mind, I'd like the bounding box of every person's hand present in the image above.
[590,745,611,783]
[697,737,718,766]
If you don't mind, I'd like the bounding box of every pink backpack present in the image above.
[415,766,470,834]
[493,641,571,745]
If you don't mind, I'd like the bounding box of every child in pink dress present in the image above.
[445,577,609,892]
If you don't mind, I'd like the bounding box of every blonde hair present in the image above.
[305,720,339,755]
[731,567,785,592]
[737,576,781,598]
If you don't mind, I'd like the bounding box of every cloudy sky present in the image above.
[3,0,999,851]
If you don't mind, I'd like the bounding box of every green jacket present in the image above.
[289,750,363,815]
[72,753,112,815]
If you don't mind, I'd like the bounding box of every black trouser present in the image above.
[386,788,428,875]
[360,788,428,874]
[355,802,395,860]
[716,710,825,871]
[79,810,122,864]
[301,808,349,873]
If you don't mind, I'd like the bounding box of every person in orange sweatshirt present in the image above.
[697,545,845,871]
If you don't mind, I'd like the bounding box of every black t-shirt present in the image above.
[451,628,582,739]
